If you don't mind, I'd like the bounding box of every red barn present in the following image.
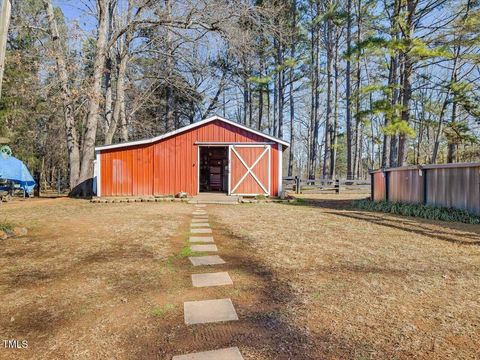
[93,116,289,197]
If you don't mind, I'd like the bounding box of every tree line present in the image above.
[1,0,479,194]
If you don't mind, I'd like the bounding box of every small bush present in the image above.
[0,222,12,232]
[352,199,480,224]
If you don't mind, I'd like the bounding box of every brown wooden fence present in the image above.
[370,163,480,215]
[283,177,371,194]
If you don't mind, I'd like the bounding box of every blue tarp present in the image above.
[0,155,36,195]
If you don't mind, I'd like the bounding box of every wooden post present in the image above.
[335,178,340,194]
[385,170,390,202]
[422,168,427,205]
[295,176,300,194]
[370,172,374,201]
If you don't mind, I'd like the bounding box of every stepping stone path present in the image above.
[189,236,214,243]
[190,244,218,252]
[184,298,238,325]
[192,218,208,223]
[189,255,225,266]
[192,272,233,287]
[191,228,212,234]
[174,204,244,359]
[172,347,243,360]
[191,223,209,227]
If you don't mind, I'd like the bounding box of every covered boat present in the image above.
[0,153,36,195]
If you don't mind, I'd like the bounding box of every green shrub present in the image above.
[352,199,480,224]
[0,222,12,232]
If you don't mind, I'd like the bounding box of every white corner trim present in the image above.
[95,116,290,152]
[94,150,101,196]
[278,143,283,196]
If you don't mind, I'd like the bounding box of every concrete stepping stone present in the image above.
[195,204,207,208]
[191,244,218,252]
[192,218,208,223]
[189,255,225,266]
[191,228,212,234]
[191,223,209,227]
[193,211,207,214]
[184,298,238,325]
[173,347,244,360]
[192,272,233,287]
[189,236,214,243]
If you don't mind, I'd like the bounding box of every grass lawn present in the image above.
[208,194,480,359]
[0,198,191,359]
[0,195,479,359]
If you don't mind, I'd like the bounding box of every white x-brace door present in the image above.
[228,145,270,196]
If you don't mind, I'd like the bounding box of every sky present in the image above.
[54,0,96,31]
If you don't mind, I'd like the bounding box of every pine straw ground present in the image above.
[207,194,480,359]
[0,195,479,359]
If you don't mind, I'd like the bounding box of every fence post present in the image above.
[385,169,389,202]
[370,172,374,200]
[335,179,340,194]
[422,168,428,204]
[382,169,390,201]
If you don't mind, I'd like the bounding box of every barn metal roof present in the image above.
[95,116,290,151]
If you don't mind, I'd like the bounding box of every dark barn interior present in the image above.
[199,146,228,192]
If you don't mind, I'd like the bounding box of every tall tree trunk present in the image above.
[330,31,339,179]
[308,6,320,180]
[42,0,81,190]
[397,0,417,166]
[322,9,333,179]
[273,67,277,136]
[288,0,296,177]
[353,0,362,177]
[383,54,396,167]
[164,0,174,131]
[258,86,263,130]
[266,83,271,134]
[277,49,284,139]
[345,0,353,178]
[397,58,412,166]
[120,96,128,141]
[386,0,400,168]
[447,96,457,163]
[106,47,129,144]
[78,0,111,192]
[104,53,113,143]
[432,0,470,163]
[242,74,249,126]
[248,82,253,127]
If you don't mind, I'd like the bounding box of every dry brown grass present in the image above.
[1,196,479,359]
[208,195,480,359]
[0,198,190,359]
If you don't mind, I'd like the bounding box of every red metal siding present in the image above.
[100,119,283,197]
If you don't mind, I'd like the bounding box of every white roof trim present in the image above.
[95,115,290,151]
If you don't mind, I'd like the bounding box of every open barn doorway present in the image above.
[199,146,228,193]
